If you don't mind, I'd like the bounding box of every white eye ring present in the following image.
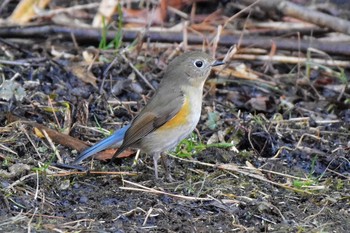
[194,60,204,68]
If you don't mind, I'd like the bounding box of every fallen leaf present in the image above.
[34,127,45,138]
[218,64,259,80]
[9,0,51,24]
[206,111,220,130]
[0,78,26,102]
[94,148,135,161]
[69,65,97,88]
[50,46,76,59]
[246,96,277,113]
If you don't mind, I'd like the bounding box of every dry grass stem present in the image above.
[232,54,350,67]
[120,180,212,201]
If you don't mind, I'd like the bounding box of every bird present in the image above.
[74,51,224,179]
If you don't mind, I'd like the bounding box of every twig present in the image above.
[42,129,63,163]
[0,60,31,66]
[121,53,155,91]
[48,170,137,177]
[0,0,11,15]
[114,207,146,221]
[34,171,39,200]
[5,173,37,190]
[168,154,313,195]
[212,24,222,57]
[0,144,17,155]
[242,0,350,35]
[253,214,276,224]
[143,207,154,226]
[273,133,327,158]
[1,25,350,55]
[232,54,350,68]
[0,210,27,227]
[8,211,66,220]
[7,114,89,153]
[35,3,100,18]
[223,0,261,29]
[19,124,42,159]
[120,180,212,201]
[27,207,38,233]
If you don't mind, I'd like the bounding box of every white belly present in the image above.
[139,115,199,153]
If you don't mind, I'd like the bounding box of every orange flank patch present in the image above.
[159,97,190,130]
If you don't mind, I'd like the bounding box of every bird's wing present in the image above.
[120,90,185,149]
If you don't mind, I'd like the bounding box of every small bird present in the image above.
[74,51,224,179]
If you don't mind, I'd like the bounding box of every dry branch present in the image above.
[1,25,350,56]
[243,0,350,35]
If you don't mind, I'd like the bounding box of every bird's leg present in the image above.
[152,152,160,179]
[160,153,174,182]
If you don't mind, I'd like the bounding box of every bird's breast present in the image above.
[158,96,191,130]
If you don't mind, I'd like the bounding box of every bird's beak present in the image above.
[211,60,225,67]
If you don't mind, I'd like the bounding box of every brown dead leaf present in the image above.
[50,46,76,59]
[34,127,45,138]
[69,65,97,88]
[82,50,96,63]
[94,148,135,161]
[9,0,51,24]
[217,64,259,80]
[246,96,268,112]
[246,96,277,113]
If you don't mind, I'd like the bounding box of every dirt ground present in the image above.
[1,1,350,232]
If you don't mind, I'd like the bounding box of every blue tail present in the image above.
[74,124,130,164]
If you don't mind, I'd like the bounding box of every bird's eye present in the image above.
[194,60,204,68]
